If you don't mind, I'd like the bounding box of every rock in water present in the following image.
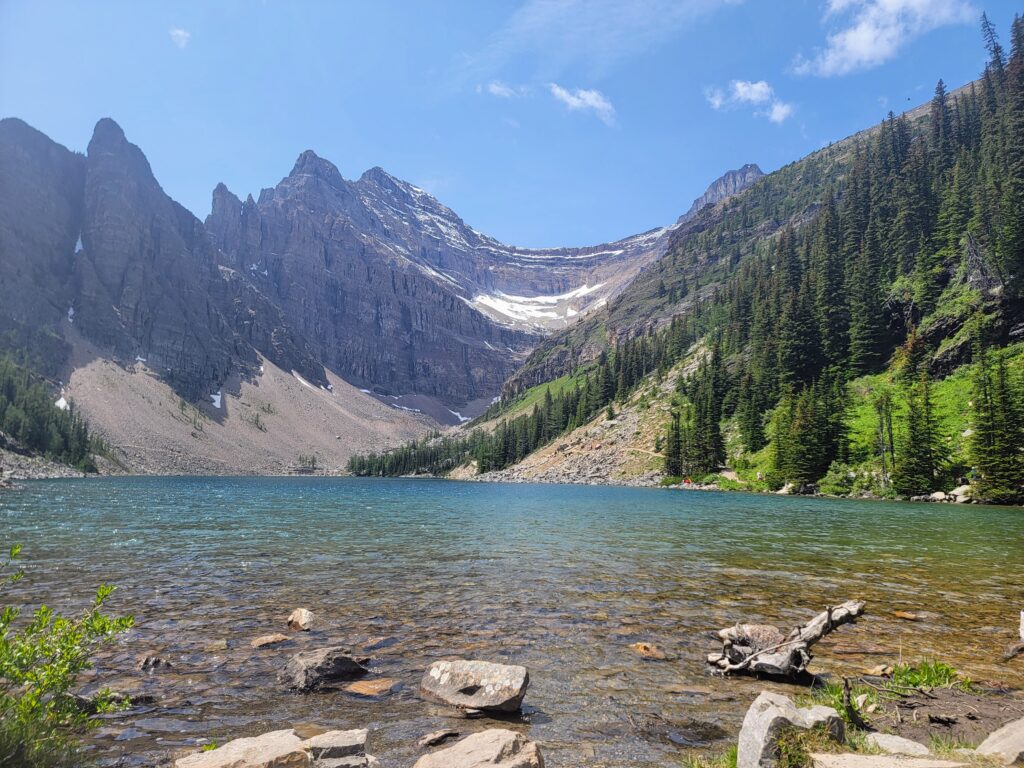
[252,633,291,648]
[737,691,844,768]
[420,660,529,713]
[977,714,1024,765]
[280,647,368,691]
[418,729,460,749]
[412,729,543,768]
[288,608,315,631]
[301,729,367,760]
[175,729,310,767]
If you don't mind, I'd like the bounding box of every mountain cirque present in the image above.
[0,116,761,470]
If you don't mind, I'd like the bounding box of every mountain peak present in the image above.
[679,163,764,223]
[289,149,344,186]
[88,117,127,151]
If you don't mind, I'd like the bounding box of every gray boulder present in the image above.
[280,647,368,691]
[412,729,543,768]
[175,729,310,768]
[420,660,529,713]
[977,715,1024,765]
[737,691,844,768]
[865,733,931,756]
[302,729,367,760]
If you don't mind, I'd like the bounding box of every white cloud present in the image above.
[484,80,523,98]
[795,0,975,77]
[762,100,795,124]
[707,79,794,123]
[705,86,726,110]
[169,27,191,49]
[730,79,774,104]
[467,0,743,79]
[548,83,616,125]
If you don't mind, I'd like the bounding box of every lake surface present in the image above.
[2,477,1022,767]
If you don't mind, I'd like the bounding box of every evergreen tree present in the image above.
[894,374,943,496]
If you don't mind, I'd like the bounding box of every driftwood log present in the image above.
[1002,610,1024,662]
[707,599,866,677]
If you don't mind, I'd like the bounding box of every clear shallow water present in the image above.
[2,477,1022,767]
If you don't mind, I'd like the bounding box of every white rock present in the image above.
[977,714,1024,765]
[288,608,315,631]
[811,756,966,768]
[929,491,948,502]
[412,729,543,768]
[865,733,931,756]
[737,691,844,768]
[175,729,310,768]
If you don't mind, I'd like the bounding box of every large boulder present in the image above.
[420,660,529,713]
[865,733,931,757]
[176,729,310,768]
[412,729,543,768]
[301,729,368,762]
[737,691,844,768]
[280,647,368,691]
[810,757,966,768]
[977,715,1024,765]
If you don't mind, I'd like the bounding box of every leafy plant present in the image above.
[0,544,134,767]
[890,660,969,691]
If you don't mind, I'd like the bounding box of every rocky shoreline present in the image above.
[77,602,1024,768]
[0,446,86,483]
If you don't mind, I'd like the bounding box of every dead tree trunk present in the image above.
[707,599,866,677]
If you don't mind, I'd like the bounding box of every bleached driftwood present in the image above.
[707,599,866,677]
[1002,610,1024,662]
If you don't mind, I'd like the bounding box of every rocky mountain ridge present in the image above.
[0,116,762,430]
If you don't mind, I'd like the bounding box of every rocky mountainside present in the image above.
[0,116,762,427]
[678,163,763,222]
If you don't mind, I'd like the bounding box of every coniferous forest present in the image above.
[350,16,1024,504]
[0,356,98,472]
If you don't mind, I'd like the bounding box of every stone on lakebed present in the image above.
[412,729,542,768]
[175,729,310,768]
[420,659,529,713]
[280,646,368,691]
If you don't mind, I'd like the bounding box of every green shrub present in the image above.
[0,544,134,766]
[890,660,969,691]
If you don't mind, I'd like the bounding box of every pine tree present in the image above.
[894,374,943,496]
[970,345,1024,504]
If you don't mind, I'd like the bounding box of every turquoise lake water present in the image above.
[2,477,1022,766]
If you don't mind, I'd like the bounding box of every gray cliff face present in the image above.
[1,115,761,416]
[679,163,764,223]
[0,117,324,399]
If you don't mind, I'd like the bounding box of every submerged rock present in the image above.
[175,729,310,768]
[138,655,173,672]
[412,729,543,768]
[629,642,668,660]
[420,660,529,713]
[737,691,844,768]
[418,729,460,749]
[280,647,368,691]
[345,678,397,697]
[253,633,291,649]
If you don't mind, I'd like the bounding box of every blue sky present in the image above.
[0,1,1016,248]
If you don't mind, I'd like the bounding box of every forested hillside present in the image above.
[0,357,99,472]
[350,15,1024,504]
